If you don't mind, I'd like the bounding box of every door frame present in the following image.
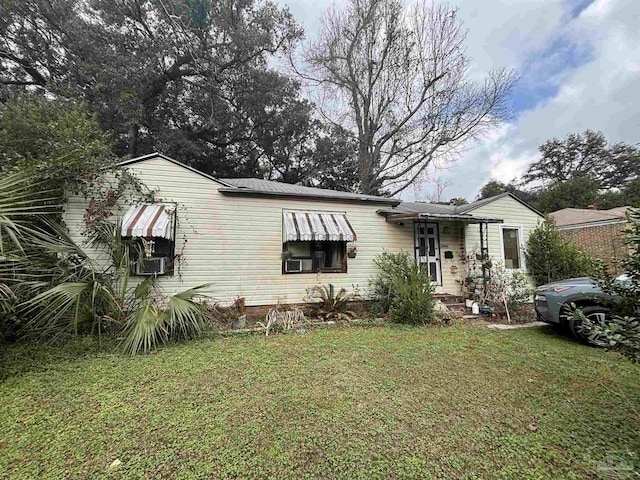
[413,221,442,286]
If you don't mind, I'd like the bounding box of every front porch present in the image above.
[378,210,504,296]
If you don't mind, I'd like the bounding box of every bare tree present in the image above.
[299,0,516,196]
[426,176,452,203]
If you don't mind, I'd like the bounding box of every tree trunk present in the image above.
[128,122,139,157]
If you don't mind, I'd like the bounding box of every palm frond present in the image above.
[121,301,166,356]
[120,284,210,355]
[0,170,61,255]
[164,285,211,340]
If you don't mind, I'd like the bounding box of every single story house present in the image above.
[550,206,631,272]
[64,153,544,306]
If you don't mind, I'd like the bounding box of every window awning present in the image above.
[283,210,357,242]
[121,204,175,239]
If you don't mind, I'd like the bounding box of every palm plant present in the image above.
[0,170,60,255]
[0,170,61,324]
[310,284,355,321]
[1,169,211,353]
[121,285,210,355]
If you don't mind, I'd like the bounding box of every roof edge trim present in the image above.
[461,192,544,217]
[118,153,237,188]
[218,186,401,205]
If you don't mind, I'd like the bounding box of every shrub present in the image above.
[369,252,436,325]
[579,208,640,362]
[484,263,533,320]
[463,251,533,321]
[525,220,596,286]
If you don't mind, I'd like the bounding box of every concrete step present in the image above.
[434,294,465,305]
[444,303,467,312]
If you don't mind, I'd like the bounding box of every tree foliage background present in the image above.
[477,130,640,213]
[0,0,360,189]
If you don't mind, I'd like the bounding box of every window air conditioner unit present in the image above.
[135,257,167,275]
[285,259,303,272]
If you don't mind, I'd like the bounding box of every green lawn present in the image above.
[1,325,639,479]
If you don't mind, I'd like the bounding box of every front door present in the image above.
[414,221,442,285]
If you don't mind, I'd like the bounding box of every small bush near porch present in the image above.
[2,325,638,479]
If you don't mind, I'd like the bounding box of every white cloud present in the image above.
[443,0,640,199]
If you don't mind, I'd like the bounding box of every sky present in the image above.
[274,0,640,201]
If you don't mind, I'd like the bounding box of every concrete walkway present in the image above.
[485,321,547,330]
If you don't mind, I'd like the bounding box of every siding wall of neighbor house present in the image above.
[64,156,415,306]
[560,222,628,273]
[464,196,543,272]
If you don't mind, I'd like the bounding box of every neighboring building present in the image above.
[550,206,631,272]
[64,153,544,306]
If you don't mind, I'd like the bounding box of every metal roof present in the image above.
[283,210,357,242]
[119,154,542,214]
[219,178,400,205]
[377,211,503,224]
[120,153,400,205]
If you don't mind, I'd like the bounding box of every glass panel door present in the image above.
[414,221,441,285]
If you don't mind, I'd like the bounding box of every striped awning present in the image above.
[283,210,357,242]
[121,204,175,239]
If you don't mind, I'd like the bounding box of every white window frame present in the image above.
[499,225,525,271]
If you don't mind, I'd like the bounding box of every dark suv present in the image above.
[534,276,626,346]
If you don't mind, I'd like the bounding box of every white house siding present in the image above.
[64,156,414,306]
[464,196,543,273]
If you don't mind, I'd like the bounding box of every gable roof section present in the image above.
[458,192,544,217]
[119,153,400,205]
[379,192,543,219]
[219,178,400,205]
[118,153,236,188]
[550,206,631,227]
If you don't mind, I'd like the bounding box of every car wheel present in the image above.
[567,305,609,347]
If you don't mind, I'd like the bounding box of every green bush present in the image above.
[369,252,436,325]
[525,220,596,286]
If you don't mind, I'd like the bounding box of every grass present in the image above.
[1,325,639,479]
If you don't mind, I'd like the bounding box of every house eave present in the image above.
[379,212,504,224]
[218,187,401,206]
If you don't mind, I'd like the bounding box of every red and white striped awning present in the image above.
[121,204,175,239]
[283,210,357,242]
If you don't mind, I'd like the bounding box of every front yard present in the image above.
[1,325,639,479]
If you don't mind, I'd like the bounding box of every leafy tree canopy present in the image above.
[479,131,640,213]
[523,130,640,190]
[476,180,538,205]
[533,176,601,213]
[0,96,115,194]
[1,1,342,179]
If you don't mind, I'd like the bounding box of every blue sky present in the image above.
[276,0,640,200]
